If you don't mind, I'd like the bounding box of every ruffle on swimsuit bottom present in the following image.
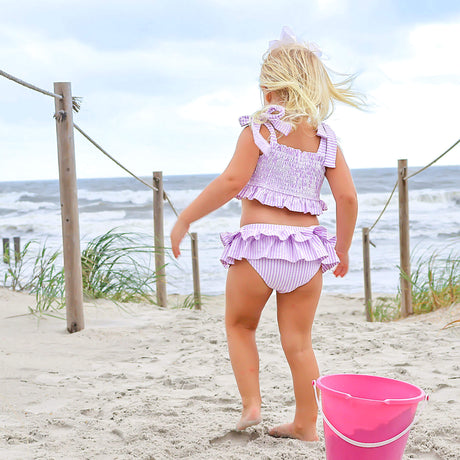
[220,224,339,272]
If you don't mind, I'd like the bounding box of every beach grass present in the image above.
[81,229,158,304]
[2,229,162,316]
[371,296,400,322]
[372,249,459,321]
[3,239,34,291]
[3,241,65,316]
[27,245,66,317]
[404,251,459,315]
[173,293,211,309]
[174,294,198,309]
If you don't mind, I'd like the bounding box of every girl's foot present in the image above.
[235,406,262,431]
[268,423,319,441]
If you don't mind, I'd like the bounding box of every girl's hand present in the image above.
[334,250,349,278]
[170,218,189,259]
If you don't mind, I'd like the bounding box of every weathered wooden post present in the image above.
[190,232,202,310]
[13,237,20,263]
[54,82,85,333]
[2,238,9,264]
[362,227,372,321]
[398,159,413,317]
[153,171,167,307]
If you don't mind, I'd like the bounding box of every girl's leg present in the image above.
[269,268,323,441]
[225,259,273,430]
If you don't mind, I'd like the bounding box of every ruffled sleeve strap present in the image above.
[239,105,292,155]
[320,123,337,168]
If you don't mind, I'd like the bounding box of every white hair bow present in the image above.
[268,26,323,58]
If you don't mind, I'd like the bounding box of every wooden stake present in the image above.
[362,227,372,321]
[2,238,9,264]
[54,82,85,333]
[153,171,167,307]
[398,159,413,317]
[190,232,202,310]
[13,237,20,263]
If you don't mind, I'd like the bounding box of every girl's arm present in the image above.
[325,147,358,277]
[170,127,260,258]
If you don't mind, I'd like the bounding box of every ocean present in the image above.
[1,165,459,296]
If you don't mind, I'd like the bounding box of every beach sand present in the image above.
[1,288,459,459]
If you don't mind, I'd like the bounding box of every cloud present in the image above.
[380,21,460,82]
[0,25,202,81]
[314,0,350,15]
[0,23,264,96]
[1,4,459,181]
[329,77,460,169]
[178,87,261,128]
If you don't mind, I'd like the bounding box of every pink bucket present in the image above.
[314,374,428,460]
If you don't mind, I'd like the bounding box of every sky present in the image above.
[0,0,459,182]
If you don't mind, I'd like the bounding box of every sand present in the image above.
[0,288,459,460]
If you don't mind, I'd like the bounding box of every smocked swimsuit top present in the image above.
[236,105,337,216]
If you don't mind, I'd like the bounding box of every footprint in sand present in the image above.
[210,430,260,446]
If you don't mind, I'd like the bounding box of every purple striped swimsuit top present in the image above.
[237,105,337,216]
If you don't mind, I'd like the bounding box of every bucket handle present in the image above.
[312,380,429,449]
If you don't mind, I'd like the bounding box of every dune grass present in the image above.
[371,296,400,322]
[27,245,66,317]
[404,251,459,314]
[3,239,34,291]
[372,249,459,322]
[81,229,158,304]
[3,229,164,317]
[3,241,65,317]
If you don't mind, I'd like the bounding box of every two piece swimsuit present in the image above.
[220,105,340,293]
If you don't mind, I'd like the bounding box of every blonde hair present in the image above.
[256,43,365,129]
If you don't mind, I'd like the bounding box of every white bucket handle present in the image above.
[312,380,429,448]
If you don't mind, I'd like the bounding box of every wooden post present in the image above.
[13,237,20,263]
[398,159,413,317]
[54,82,85,333]
[153,171,167,307]
[362,227,372,321]
[190,232,202,310]
[2,238,9,264]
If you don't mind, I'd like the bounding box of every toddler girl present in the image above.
[171,27,362,441]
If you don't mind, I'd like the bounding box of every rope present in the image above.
[0,69,63,100]
[160,188,192,237]
[0,68,189,224]
[404,138,460,180]
[73,123,158,192]
[73,123,189,228]
[164,192,180,218]
[368,179,398,233]
[74,123,192,240]
[368,137,458,232]
[0,69,83,112]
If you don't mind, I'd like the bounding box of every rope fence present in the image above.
[368,180,398,235]
[73,125,196,306]
[73,123,158,192]
[2,68,459,324]
[0,69,202,334]
[74,122,182,216]
[73,123,184,221]
[362,138,459,321]
[0,69,82,112]
[0,69,62,100]
[367,137,460,234]
[0,68,186,226]
[404,138,460,180]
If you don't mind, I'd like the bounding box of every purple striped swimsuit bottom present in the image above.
[220,223,340,293]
